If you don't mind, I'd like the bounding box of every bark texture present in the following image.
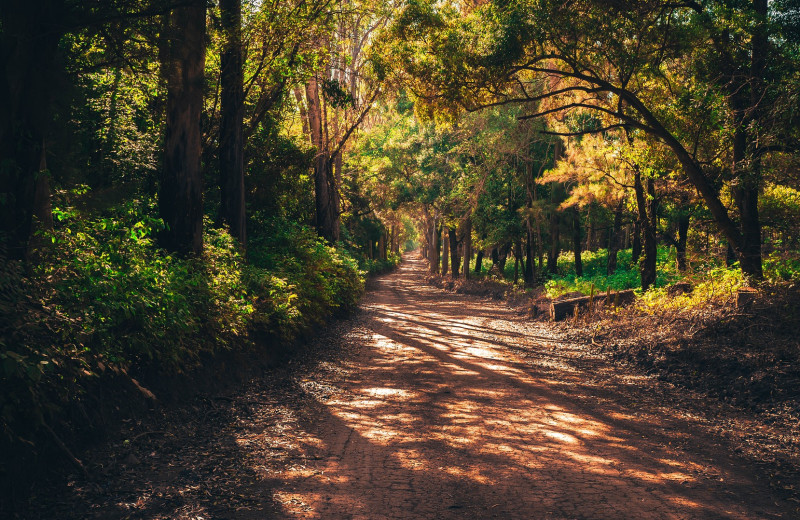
[160,0,206,256]
[448,228,460,279]
[306,77,339,242]
[462,217,472,280]
[633,169,658,291]
[218,0,246,246]
[0,0,63,260]
[676,212,690,272]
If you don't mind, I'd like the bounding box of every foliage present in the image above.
[545,249,653,298]
[38,204,247,370]
[247,213,365,338]
[0,197,365,460]
[3,0,800,505]
[382,0,800,280]
[358,252,403,276]
[544,244,800,310]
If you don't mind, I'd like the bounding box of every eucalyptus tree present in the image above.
[294,0,392,243]
[214,0,332,248]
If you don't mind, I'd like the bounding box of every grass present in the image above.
[462,245,800,309]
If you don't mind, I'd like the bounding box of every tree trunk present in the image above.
[515,240,524,285]
[550,290,636,321]
[733,161,763,278]
[624,224,631,250]
[632,220,642,265]
[633,168,657,290]
[676,212,690,272]
[0,1,63,261]
[429,218,439,274]
[547,210,560,275]
[498,242,511,272]
[462,217,472,280]
[607,199,624,275]
[442,231,449,276]
[726,243,737,267]
[218,0,246,246]
[448,228,460,279]
[643,177,658,290]
[160,0,206,256]
[725,0,765,280]
[513,253,519,284]
[474,249,484,274]
[333,151,343,234]
[524,228,535,286]
[572,207,583,277]
[306,77,339,242]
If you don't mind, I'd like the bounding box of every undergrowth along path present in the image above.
[33,252,795,519]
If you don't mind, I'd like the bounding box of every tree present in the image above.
[386,0,800,281]
[1,0,180,260]
[295,2,387,242]
[159,0,206,255]
[0,1,66,260]
[218,0,246,246]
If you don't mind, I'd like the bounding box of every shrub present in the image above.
[1,201,367,464]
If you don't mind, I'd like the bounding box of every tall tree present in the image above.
[218,0,246,246]
[159,0,206,255]
[298,2,386,242]
[305,75,341,242]
[0,1,65,260]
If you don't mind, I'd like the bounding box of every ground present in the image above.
[29,252,798,519]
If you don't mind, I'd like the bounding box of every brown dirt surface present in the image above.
[26,252,799,519]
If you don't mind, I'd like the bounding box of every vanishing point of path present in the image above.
[34,252,794,519]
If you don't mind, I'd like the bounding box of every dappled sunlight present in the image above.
[362,387,417,398]
[439,465,496,485]
[258,255,775,519]
[668,496,704,509]
[543,430,580,444]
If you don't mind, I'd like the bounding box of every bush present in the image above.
[357,252,402,276]
[37,206,255,371]
[247,214,365,338]
[544,248,674,298]
[0,202,367,469]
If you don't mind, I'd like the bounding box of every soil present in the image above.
[24,252,800,519]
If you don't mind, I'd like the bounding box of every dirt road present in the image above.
[34,252,794,519]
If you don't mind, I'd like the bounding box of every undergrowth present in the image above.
[0,198,396,488]
[541,247,800,307]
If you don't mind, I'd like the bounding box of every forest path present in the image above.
[35,252,793,519]
[254,252,786,519]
